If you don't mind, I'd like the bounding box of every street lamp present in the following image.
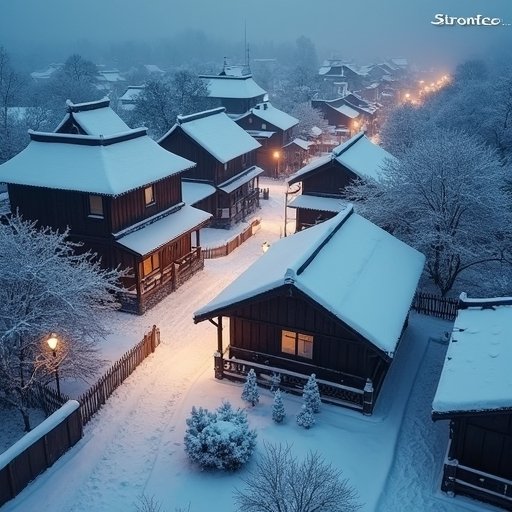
[47,333,62,400]
[273,150,280,177]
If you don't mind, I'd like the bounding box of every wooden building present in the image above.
[318,60,367,97]
[236,102,298,177]
[286,132,395,231]
[0,106,211,314]
[194,206,425,414]
[159,107,262,228]
[432,294,512,510]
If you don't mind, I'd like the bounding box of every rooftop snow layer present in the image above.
[0,130,195,196]
[287,194,347,213]
[170,108,260,163]
[433,296,512,415]
[120,86,145,102]
[250,103,298,131]
[217,166,264,194]
[182,181,216,205]
[116,204,211,256]
[201,75,266,99]
[195,206,424,356]
[333,104,360,119]
[60,105,130,136]
[286,154,333,185]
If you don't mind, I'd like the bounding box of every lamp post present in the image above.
[273,150,280,178]
[47,333,61,400]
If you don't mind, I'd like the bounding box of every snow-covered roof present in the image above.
[218,166,264,195]
[195,206,424,356]
[55,99,130,136]
[433,295,512,417]
[200,75,267,99]
[144,64,165,74]
[161,108,260,164]
[182,181,216,205]
[287,194,347,213]
[120,85,145,102]
[0,129,195,196]
[286,154,332,185]
[332,133,395,181]
[30,63,62,80]
[97,70,126,83]
[116,204,211,256]
[250,103,298,131]
[284,138,312,151]
[245,130,275,139]
[333,104,360,119]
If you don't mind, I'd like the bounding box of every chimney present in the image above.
[264,103,268,110]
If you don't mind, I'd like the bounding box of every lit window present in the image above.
[88,195,104,217]
[142,253,160,277]
[281,330,313,359]
[144,185,155,206]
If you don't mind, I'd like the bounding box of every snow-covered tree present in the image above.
[130,69,211,139]
[0,214,126,430]
[184,401,257,471]
[270,372,281,393]
[296,403,315,429]
[303,374,321,413]
[242,368,259,407]
[290,102,329,141]
[234,442,361,512]
[272,390,285,424]
[347,129,512,296]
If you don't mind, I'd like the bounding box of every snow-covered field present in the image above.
[1,179,499,512]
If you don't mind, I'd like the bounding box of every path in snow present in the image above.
[377,334,498,512]
[2,180,287,512]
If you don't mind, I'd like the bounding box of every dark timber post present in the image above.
[213,316,224,379]
[363,378,374,415]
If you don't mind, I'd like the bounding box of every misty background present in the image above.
[1,0,512,71]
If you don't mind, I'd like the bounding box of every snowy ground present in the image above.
[1,178,499,512]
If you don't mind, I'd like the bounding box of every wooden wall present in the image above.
[302,163,354,196]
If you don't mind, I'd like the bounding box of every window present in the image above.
[144,185,155,206]
[281,330,313,359]
[88,195,104,217]
[261,123,267,130]
[142,253,160,277]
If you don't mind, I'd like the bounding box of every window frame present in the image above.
[144,185,155,207]
[142,252,160,277]
[280,329,314,359]
[88,194,104,218]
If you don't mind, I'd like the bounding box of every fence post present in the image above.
[442,457,458,496]
[151,325,157,353]
[214,351,224,380]
[363,378,374,415]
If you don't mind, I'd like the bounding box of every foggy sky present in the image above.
[1,0,511,67]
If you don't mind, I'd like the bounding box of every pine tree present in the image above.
[270,372,281,393]
[296,404,315,429]
[272,390,285,423]
[241,369,259,406]
[303,374,321,413]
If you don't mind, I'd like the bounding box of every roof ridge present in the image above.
[332,132,365,157]
[291,205,353,277]
[29,127,147,146]
[458,292,512,310]
[177,107,226,125]
[66,98,110,113]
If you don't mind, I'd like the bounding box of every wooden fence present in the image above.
[79,325,160,425]
[411,291,459,321]
[202,218,261,259]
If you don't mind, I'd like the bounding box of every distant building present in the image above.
[318,59,368,97]
[194,205,425,415]
[286,132,395,231]
[119,85,145,111]
[159,107,262,228]
[433,294,512,510]
[0,100,210,314]
[30,63,62,81]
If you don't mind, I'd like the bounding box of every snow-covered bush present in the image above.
[296,404,315,429]
[272,390,286,424]
[303,373,321,413]
[241,368,259,406]
[270,372,281,393]
[184,402,257,471]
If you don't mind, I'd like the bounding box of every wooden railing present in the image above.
[411,291,459,321]
[79,326,160,426]
[202,218,261,259]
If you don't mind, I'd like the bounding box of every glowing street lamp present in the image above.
[273,150,281,176]
[47,333,62,400]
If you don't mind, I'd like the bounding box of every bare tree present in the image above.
[234,442,361,512]
[0,214,126,430]
[347,129,512,296]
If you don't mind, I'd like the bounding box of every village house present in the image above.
[432,294,512,510]
[318,59,368,97]
[0,99,211,314]
[159,107,263,228]
[194,205,425,414]
[118,85,145,111]
[286,132,395,231]
[235,102,298,177]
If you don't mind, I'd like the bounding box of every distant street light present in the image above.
[273,150,281,177]
[47,333,62,400]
